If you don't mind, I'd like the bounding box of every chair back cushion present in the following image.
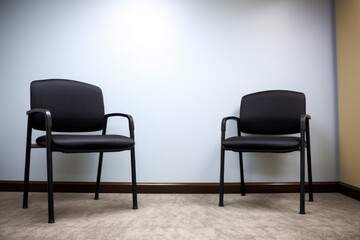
[31,79,105,132]
[239,90,305,134]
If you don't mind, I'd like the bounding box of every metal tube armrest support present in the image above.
[300,114,311,131]
[104,113,135,139]
[221,116,240,140]
[27,108,52,128]
[26,108,54,222]
[26,109,53,142]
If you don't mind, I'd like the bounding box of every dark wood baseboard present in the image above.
[338,182,360,201]
[0,181,339,194]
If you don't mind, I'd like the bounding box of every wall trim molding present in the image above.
[0,181,340,194]
[338,182,360,201]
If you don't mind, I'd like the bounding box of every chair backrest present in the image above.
[239,90,305,135]
[30,79,105,132]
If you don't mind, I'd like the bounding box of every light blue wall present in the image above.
[0,0,338,183]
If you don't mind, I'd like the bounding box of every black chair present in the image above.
[23,79,138,223]
[219,90,313,214]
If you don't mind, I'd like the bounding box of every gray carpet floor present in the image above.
[0,192,359,240]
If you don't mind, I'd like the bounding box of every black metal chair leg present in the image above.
[300,148,305,214]
[130,148,138,209]
[23,144,31,209]
[23,120,32,209]
[219,148,225,207]
[46,148,55,223]
[94,152,104,200]
[306,140,313,202]
[307,150,313,202]
[305,119,313,202]
[239,152,245,196]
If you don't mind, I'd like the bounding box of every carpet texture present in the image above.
[0,192,359,240]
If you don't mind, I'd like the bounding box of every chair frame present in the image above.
[23,97,137,223]
[219,96,313,214]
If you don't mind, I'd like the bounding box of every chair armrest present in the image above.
[26,108,52,148]
[104,113,135,139]
[27,108,52,129]
[221,116,240,140]
[300,114,311,131]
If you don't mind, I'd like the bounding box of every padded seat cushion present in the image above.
[36,134,134,153]
[222,136,301,153]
